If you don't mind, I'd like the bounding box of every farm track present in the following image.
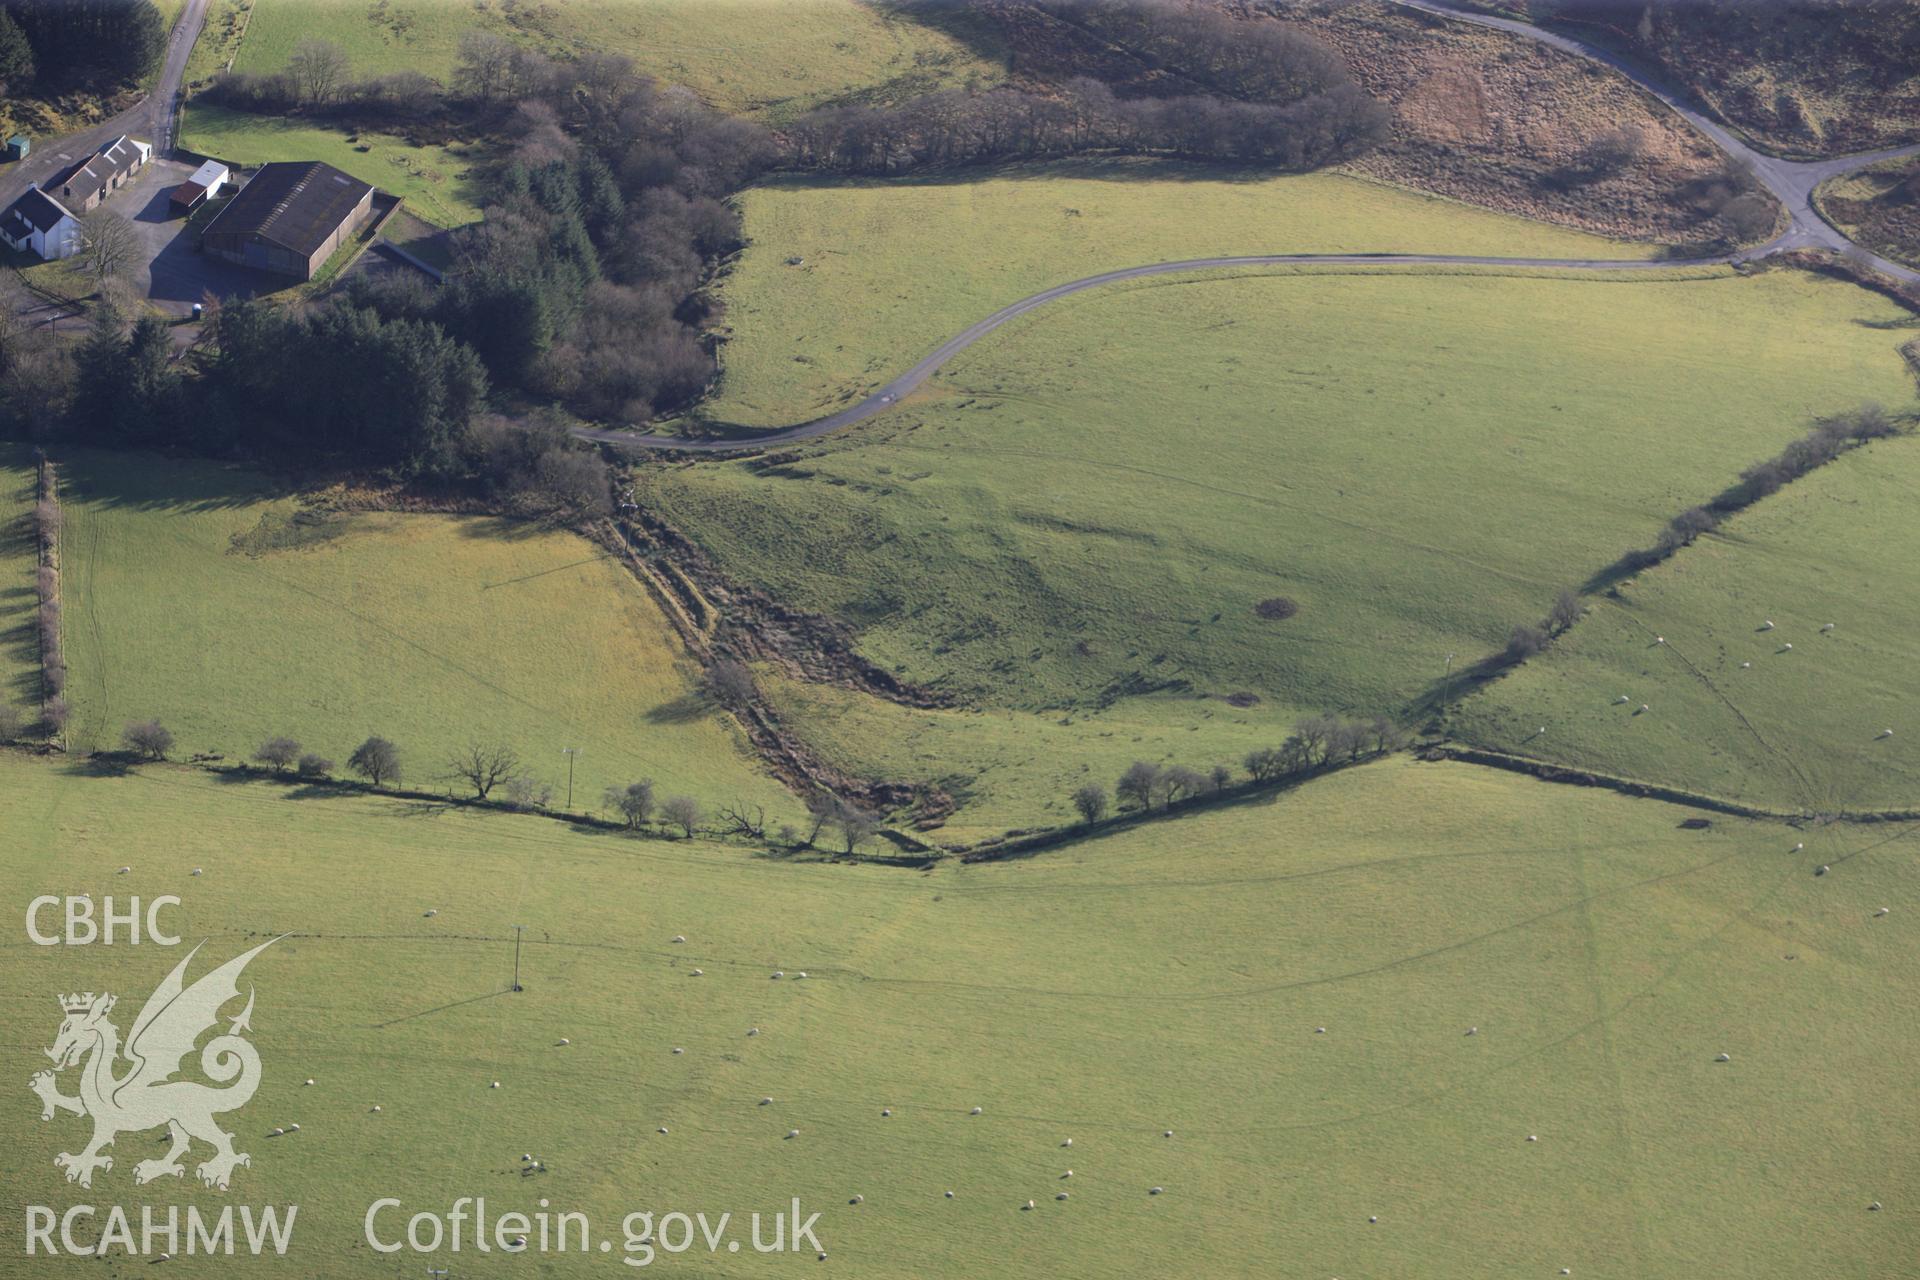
[578,0,1920,456]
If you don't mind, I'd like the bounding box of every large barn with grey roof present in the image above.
[200,160,375,280]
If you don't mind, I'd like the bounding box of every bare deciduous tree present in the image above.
[717,803,767,839]
[1116,760,1162,811]
[349,735,401,787]
[662,795,702,838]
[448,741,521,800]
[287,38,350,104]
[707,658,756,707]
[254,736,300,772]
[503,775,554,811]
[78,209,138,285]
[1547,589,1583,634]
[604,779,656,828]
[834,804,879,855]
[122,719,173,761]
[1071,783,1108,824]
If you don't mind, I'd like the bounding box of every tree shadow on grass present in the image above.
[58,754,135,778]
[644,692,714,725]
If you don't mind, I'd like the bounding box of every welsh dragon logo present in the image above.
[30,939,279,1191]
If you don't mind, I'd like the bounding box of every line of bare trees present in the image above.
[32,453,65,738]
[786,74,1387,176]
[1601,404,1906,583]
[1069,713,1408,823]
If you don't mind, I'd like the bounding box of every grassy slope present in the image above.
[178,102,481,227]
[54,450,792,820]
[641,271,1913,766]
[759,669,1300,843]
[1456,435,1920,814]
[1,449,38,727]
[2,752,1913,1277]
[230,0,1004,121]
[709,163,1663,428]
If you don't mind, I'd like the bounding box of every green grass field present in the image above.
[228,0,1004,120]
[1455,433,1920,814]
[3,751,1913,1277]
[179,103,482,228]
[706,163,1663,428]
[53,450,793,821]
[1,449,39,727]
[639,268,1916,828]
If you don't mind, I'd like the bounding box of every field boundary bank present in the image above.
[1427,744,1920,825]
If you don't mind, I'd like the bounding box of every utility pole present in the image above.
[511,924,525,993]
[562,747,577,811]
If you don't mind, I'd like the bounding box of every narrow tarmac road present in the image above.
[0,0,214,211]
[587,1,1917,455]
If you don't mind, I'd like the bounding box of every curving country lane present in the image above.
[580,0,1919,454]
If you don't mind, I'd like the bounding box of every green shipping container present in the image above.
[5,136,28,161]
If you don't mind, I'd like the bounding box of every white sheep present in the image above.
[1817,865,1830,876]
[1062,1170,1073,1179]
[1783,643,1793,651]
[672,935,686,943]
[1874,907,1890,917]
[689,968,704,976]
[490,1081,500,1089]
[1466,1027,1478,1036]
[1794,842,1805,851]
[304,1078,315,1086]
[1062,1138,1073,1147]
[1150,1187,1164,1195]
[1822,623,1835,632]
[371,1105,381,1113]
[269,1127,284,1137]
[558,1037,571,1046]
[761,1097,773,1106]
[945,1191,955,1198]
[673,1047,684,1055]
[1655,636,1665,645]
[1315,1026,1326,1034]
[118,866,130,874]
[1527,1134,1538,1142]
[787,1129,800,1139]
[523,1154,532,1162]
[1164,1130,1174,1138]
[1879,729,1895,739]
[658,1127,669,1135]
[970,1107,983,1115]
[747,1027,760,1036]
[191,868,203,876]
[288,1123,299,1132]
[1740,662,1751,669]
[1023,1201,1035,1211]
[1369,1216,1378,1224]
[1056,1192,1069,1201]
[1762,621,1774,630]
[1639,704,1649,713]
[849,1195,863,1205]
[772,971,784,979]
[1614,695,1630,704]
[795,971,808,980]
[423,909,437,918]
[1715,1053,1731,1062]
[1870,1202,1882,1212]
[881,1108,891,1117]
